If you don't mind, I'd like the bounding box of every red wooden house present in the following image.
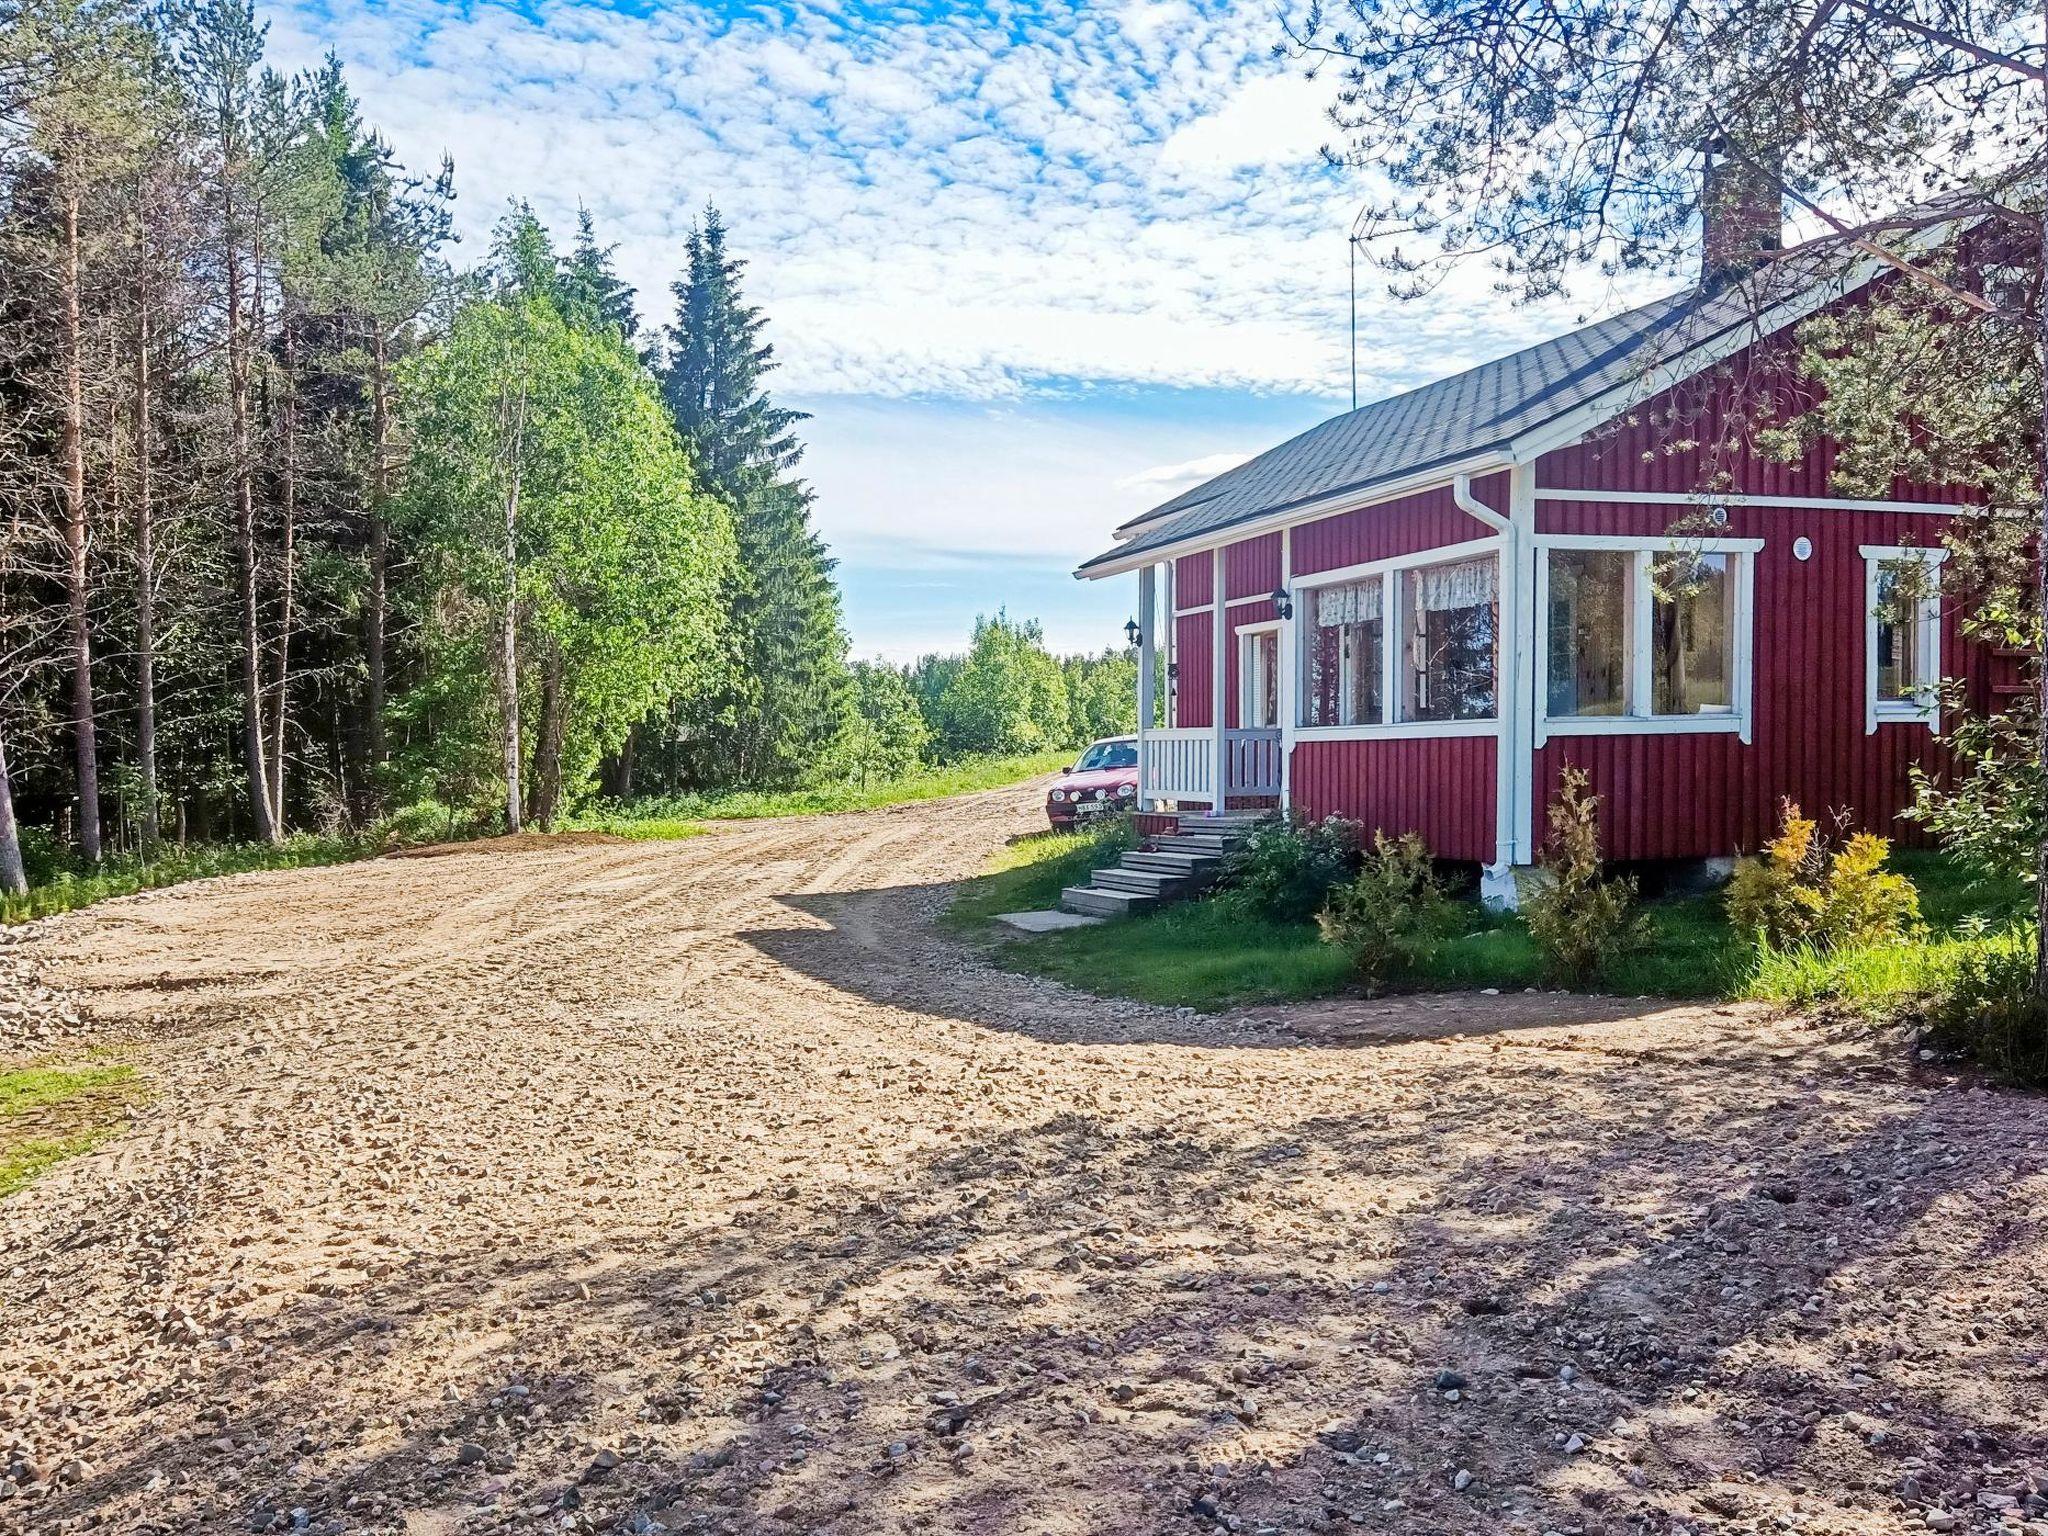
[1075,198,1996,907]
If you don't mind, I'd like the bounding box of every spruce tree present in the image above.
[655,205,846,788]
[558,207,638,338]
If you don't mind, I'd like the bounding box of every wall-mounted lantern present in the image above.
[1270,585,1294,620]
[1123,616,1141,648]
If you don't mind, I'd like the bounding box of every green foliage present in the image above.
[1212,814,1361,924]
[922,613,1074,758]
[1314,832,1456,988]
[649,205,847,791]
[1064,651,1138,744]
[1906,699,2045,886]
[833,662,930,787]
[1922,928,2048,1086]
[1727,801,1920,951]
[394,282,737,817]
[1,834,367,924]
[1522,767,1652,985]
[1,1133,118,1199]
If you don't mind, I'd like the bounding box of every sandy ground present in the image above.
[2,781,2046,1536]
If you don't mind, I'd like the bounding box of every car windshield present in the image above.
[1074,741,1137,772]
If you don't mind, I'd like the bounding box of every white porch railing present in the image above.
[1143,727,1214,803]
[1141,726,1282,805]
[1223,728,1283,798]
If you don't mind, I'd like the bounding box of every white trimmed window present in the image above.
[1537,536,1759,741]
[1863,546,1944,732]
[1295,542,1501,733]
[1238,623,1281,728]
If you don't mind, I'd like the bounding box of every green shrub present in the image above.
[1522,767,1651,985]
[1728,801,1920,950]
[1314,831,1453,987]
[1921,927,2048,1084]
[374,799,469,849]
[1213,814,1361,923]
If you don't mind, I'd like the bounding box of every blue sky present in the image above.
[266,0,1657,661]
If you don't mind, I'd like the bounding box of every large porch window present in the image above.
[1403,556,1497,722]
[1538,536,1758,740]
[1302,580,1383,727]
[1298,549,1498,731]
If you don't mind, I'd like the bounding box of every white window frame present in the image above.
[1236,620,1282,729]
[1291,537,1504,741]
[1534,533,1762,745]
[1861,545,1945,734]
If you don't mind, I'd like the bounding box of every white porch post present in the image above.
[1162,560,1176,727]
[1211,548,1227,814]
[1136,564,1156,810]
[1279,527,1294,815]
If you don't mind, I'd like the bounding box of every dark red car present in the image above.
[1046,736,1139,830]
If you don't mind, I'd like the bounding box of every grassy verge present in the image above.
[8,751,1075,922]
[0,1062,141,1198]
[951,835,2032,1015]
[569,751,1074,839]
[4,834,365,926]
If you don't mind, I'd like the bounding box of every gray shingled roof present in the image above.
[1074,258,1853,577]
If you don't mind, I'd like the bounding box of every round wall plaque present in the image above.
[1793,536,1814,561]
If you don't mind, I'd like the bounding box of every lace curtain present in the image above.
[1315,579,1383,627]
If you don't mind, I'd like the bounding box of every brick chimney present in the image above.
[1701,140,1784,287]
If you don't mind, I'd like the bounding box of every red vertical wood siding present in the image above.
[1534,466,1978,858]
[1224,533,1282,600]
[1174,612,1213,729]
[1174,553,1213,610]
[1292,737,1498,863]
[1290,473,1509,578]
[1540,340,1974,508]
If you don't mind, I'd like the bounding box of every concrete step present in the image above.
[1123,850,1218,876]
[1092,867,1191,897]
[1059,884,1159,919]
[1148,834,1239,857]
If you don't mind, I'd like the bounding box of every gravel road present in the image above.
[2,781,2045,1536]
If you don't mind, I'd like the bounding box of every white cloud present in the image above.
[1156,69,1332,171]
[260,0,1643,405]
[1115,450,1254,496]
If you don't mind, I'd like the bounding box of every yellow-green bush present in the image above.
[1727,801,1919,951]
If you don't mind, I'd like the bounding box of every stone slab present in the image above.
[993,909,1105,934]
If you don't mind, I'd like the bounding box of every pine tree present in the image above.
[655,205,846,788]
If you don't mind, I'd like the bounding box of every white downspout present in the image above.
[1455,473,1521,910]
[1211,548,1227,814]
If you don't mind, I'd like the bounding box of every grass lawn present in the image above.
[950,832,2031,1014]
[569,751,1074,840]
[3,835,366,926]
[9,751,1074,923]
[0,1062,141,1199]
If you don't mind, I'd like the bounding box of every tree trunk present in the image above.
[269,319,297,833]
[133,298,158,855]
[226,182,277,845]
[602,727,636,799]
[60,192,101,863]
[365,328,391,783]
[2035,83,2048,999]
[528,643,566,832]
[0,725,25,898]
[499,387,527,836]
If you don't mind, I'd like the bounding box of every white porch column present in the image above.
[1211,548,1227,814]
[1162,560,1176,727]
[1278,527,1294,815]
[1136,563,1157,810]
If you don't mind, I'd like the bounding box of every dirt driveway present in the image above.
[3,782,2046,1536]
